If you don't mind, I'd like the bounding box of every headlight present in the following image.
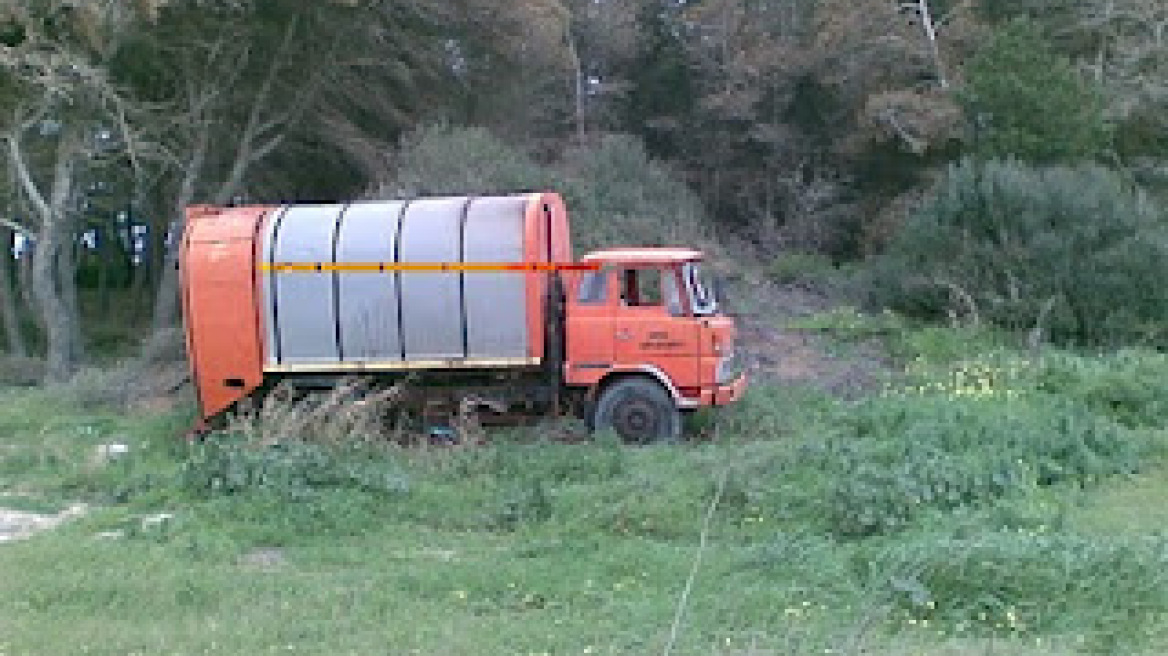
[716,348,745,385]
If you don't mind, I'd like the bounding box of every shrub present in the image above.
[377,126,714,253]
[963,19,1110,163]
[181,437,409,501]
[865,531,1168,651]
[1033,350,1168,430]
[871,158,1168,348]
[63,366,150,410]
[790,306,906,344]
[0,355,44,387]
[769,251,837,287]
[373,123,555,198]
[181,378,412,500]
[815,394,1154,537]
[221,378,409,447]
[558,134,711,251]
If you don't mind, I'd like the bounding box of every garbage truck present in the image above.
[180,192,746,442]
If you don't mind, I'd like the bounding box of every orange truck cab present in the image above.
[180,193,746,443]
[563,249,746,441]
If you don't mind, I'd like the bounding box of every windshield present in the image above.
[684,263,718,316]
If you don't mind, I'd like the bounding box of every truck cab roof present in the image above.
[581,248,704,266]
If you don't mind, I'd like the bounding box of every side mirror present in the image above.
[712,275,727,306]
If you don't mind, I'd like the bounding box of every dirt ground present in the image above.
[732,279,892,396]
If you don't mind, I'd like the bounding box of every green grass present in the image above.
[2,324,1168,655]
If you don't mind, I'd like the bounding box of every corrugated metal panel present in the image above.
[256,194,556,370]
[336,201,403,361]
[259,207,287,367]
[399,197,468,359]
[271,205,342,364]
[464,196,529,357]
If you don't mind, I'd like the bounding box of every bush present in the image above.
[769,251,837,287]
[865,531,1168,650]
[558,135,711,252]
[377,126,714,253]
[374,123,555,198]
[0,355,44,387]
[220,378,409,447]
[1033,350,1168,430]
[64,365,159,410]
[871,158,1168,348]
[60,361,192,412]
[180,378,412,500]
[824,395,1153,537]
[963,19,1110,163]
[181,437,409,501]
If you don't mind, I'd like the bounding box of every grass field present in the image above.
[1,316,1166,655]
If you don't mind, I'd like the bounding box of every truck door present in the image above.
[565,268,615,384]
[612,266,700,391]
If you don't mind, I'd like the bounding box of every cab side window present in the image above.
[577,271,607,304]
[620,269,662,306]
[618,268,684,316]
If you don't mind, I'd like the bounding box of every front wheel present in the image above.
[591,378,682,444]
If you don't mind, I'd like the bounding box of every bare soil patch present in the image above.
[733,280,893,396]
[0,504,86,544]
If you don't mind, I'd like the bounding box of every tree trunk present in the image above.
[7,125,82,381]
[97,222,112,311]
[56,232,84,363]
[32,231,73,382]
[0,228,27,356]
[148,21,306,341]
[917,0,949,89]
[17,249,35,322]
[566,27,586,144]
[127,199,152,313]
[150,220,181,340]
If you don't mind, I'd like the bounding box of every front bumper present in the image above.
[711,372,748,406]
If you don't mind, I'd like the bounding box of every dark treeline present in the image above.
[1,0,1166,380]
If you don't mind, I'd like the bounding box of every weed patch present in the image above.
[181,438,409,501]
[3,346,1168,654]
[825,396,1151,537]
[864,531,1168,652]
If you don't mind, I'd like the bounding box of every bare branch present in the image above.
[213,19,302,203]
[880,108,927,154]
[4,129,52,224]
[0,217,33,237]
[1028,295,1060,355]
[935,277,981,328]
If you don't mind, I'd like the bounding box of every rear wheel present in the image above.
[591,378,682,444]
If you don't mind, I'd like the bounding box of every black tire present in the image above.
[591,378,682,444]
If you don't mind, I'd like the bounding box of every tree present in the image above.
[561,0,644,141]
[1061,0,1168,176]
[0,227,25,357]
[963,19,1110,163]
[119,2,339,339]
[124,0,580,345]
[625,1,698,161]
[0,1,148,380]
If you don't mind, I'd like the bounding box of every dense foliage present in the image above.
[963,20,1110,163]
[378,125,710,252]
[871,158,1168,347]
[1,0,1168,369]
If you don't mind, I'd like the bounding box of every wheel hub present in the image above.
[613,394,659,443]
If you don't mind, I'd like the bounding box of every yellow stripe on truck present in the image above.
[261,262,600,273]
